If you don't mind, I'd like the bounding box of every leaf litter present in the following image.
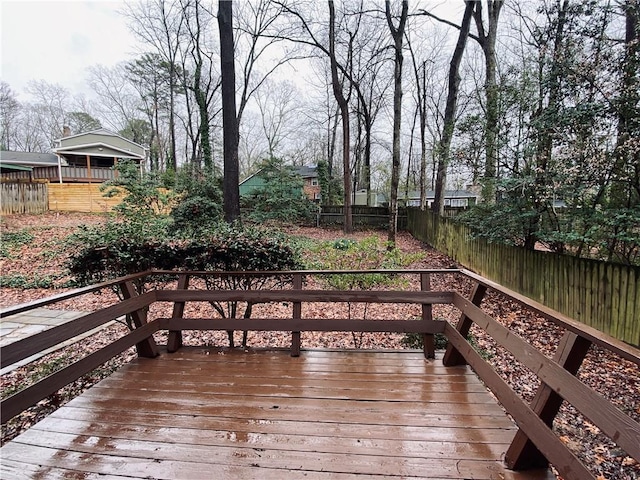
[1,213,638,479]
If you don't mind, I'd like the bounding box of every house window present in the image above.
[311,179,319,186]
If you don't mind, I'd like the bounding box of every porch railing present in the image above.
[1,269,638,480]
[32,165,115,183]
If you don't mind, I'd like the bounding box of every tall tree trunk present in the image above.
[473,1,503,205]
[329,0,352,233]
[160,1,179,171]
[526,0,569,250]
[218,0,241,223]
[407,41,429,210]
[433,1,475,215]
[192,1,213,171]
[419,62,427,210]
[614,0,640,206]
[385,0,409,246]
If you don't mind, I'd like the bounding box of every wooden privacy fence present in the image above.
[1,269,638,480]
[48,183,123,213]
[0,180,48,215]
[407,208,640,346]
[319,205,408,229]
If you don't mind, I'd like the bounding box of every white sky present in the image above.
[0,0,138,100]
[1,0,465,103]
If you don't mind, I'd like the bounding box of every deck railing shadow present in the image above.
[1,269,638,480]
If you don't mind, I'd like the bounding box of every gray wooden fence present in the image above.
[319,206,407,229]
[407,208,639,346]
[1,181,48,215]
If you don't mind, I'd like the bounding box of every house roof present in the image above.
[53,129,146,160]
[0,151,60,167]
[55,128,144,147]
[295,165,318,179]
[405,189,478,200]
[0,163,33,173]
[240,164,317,186]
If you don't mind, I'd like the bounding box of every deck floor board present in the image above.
[1,348,556,479]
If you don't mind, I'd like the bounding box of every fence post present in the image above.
[442,282,487,366]
[505,331,592,469]
[119,280,159,358]
[421,273,435,359]
[167,274,190,353]
[291,273,302,357]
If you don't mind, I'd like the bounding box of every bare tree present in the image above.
[180,0,220,171]
[349,6,391,206]
[472,0,504,204]
[328,0,353,232]
[385,0,408,245]
[0,82,20,150]
[432,2,475,215]
[25,80,69,148]
[123,0,185,170]
[255,79,302,159]
[267,0,356,231]
[87,64,143,133]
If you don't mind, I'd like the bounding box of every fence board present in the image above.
[0,181,48,215]
[48,183,123,213]
[407,209,640,346]
[318,206,408,229]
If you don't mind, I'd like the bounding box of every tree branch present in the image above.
[416,8,481,43]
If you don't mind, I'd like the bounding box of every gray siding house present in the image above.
[1,129,146,183]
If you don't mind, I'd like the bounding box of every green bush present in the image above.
[0,274,58,289]
[170,167,223,235]
[66,216,171,286]
[1,229,35,258]
[102,159,174,223]
[307,236,424,348]
[243,157,317,224]
[308,236,424,290]
[67,222,303,347]
[401,332,449,350]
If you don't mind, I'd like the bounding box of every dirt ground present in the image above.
[1,212,638,479]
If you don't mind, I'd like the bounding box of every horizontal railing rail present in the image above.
[1,268,638,480]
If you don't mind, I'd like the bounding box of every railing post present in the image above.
[119,280,159,358]
[421,273,435,359]
[168,274,190,353]
[442,282,487,366]
[505,331,592,470]
[291,273,302,357]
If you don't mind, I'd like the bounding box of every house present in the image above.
[0,128,146,184]
[0,151,58,181]
[352,189,478,208]
[402,189,478,208]
[239,165,321,202]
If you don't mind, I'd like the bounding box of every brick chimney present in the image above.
[62,125,71,137]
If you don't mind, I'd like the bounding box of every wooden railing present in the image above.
[33,165,115,183]
[1,269,638,480]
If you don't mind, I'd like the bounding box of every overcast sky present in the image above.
[1,0,138,100]
[1,0,464,103]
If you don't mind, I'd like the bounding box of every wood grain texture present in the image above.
[0,348,555,480]
[407,208,640,346]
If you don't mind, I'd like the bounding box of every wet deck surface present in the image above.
[1,348,555,479]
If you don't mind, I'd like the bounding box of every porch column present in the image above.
[56,155,62,184]
[86,155,92,182]
[114,157,118,179]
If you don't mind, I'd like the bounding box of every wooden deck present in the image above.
[1,348,555,479]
